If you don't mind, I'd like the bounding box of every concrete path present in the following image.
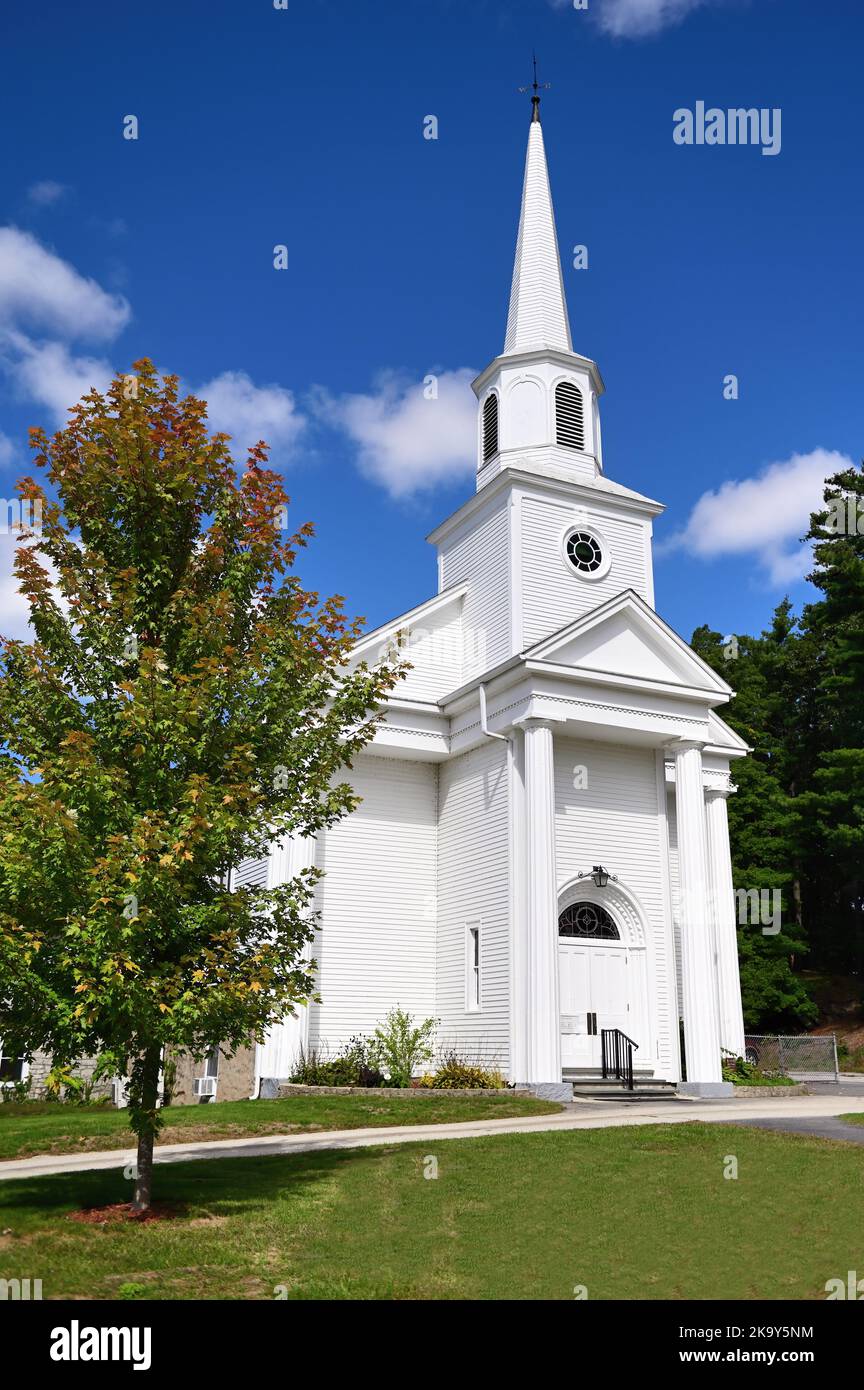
[2,1093,864,1183]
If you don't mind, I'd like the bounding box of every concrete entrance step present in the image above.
[568,1075,680,1102]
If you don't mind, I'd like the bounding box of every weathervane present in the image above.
[518,52,550,123]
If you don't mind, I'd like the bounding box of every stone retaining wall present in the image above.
[276,1082,509,1099]
[728,1083,810,1097]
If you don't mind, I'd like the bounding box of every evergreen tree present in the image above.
[798,464,864,974]
[690,620,816,1029]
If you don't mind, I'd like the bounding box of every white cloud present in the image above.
[0,230,308,462]
[2,331,114,424]
[0,228,130,341]
[601,0,708,35]
[326,369,477,499]
[0,534,36,641]
[27,180,69,208]
[661,448,853,585]
[196,370,306,462]
[550,0,725,38]
[0,430,15,467]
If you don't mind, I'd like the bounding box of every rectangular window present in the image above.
[0,1042,25,1083]
[465,921,481,1012]
[204,1046,220,1079]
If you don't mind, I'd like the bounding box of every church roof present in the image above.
[503,115,572,356]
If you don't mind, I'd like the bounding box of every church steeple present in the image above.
[504,107,572,356]
[472,88,605,492]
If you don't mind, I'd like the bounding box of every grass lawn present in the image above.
[0,1093,560,1162]
[1,1123,862,1299]
[839,1112,864,1126]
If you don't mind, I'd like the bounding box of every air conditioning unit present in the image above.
[193,1076,217,1099]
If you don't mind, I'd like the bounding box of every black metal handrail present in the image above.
[601,1028,639,1090]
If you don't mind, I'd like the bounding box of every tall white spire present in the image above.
[503,114,572,356]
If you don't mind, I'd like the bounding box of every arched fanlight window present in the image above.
[555,381,585,451]
[558,901,619,940]
[482,392,499,465]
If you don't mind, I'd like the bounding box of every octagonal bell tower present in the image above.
[474,97,605,492]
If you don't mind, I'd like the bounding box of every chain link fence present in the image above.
[743,1034,839,1082]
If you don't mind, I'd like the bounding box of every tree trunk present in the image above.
[131,1044,161,1214]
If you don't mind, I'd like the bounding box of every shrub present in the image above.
[370,1008,436,1088]
[838,1042,864,1073]
[288,1037,384,1088]
[721,1054,796,1087]
[0,1076,31,1104]
[419,1053,507,1090]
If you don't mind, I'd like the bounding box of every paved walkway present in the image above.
[2,1093,863,1182]
[733,1114,864,1145]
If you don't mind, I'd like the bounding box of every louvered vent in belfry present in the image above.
[482,392,499,464]
[555,381,585,451]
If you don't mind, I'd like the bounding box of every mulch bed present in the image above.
[68,1201,187,1225]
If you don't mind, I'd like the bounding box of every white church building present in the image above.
[256,99,748,1099]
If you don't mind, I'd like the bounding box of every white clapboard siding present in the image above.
[521,493,651,647]
[436,740,510,1068]
[308,754,437,1051]
[554,737,676,1073]
[439,497,511,681]
[391,600,465,703]
[231,856,270,890]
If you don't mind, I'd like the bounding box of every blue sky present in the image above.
[1,0,862,646]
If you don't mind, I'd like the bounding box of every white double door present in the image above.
[558,940,647,1070]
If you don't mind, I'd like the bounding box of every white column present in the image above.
[705,787,746,1058]
[520,718,561,1084]
[509,730,530,1086]
[671,741,724,1087]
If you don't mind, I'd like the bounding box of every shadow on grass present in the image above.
[0,1145,396,1224]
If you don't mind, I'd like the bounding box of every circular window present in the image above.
[558,902,620,940]
[565,530,603,574]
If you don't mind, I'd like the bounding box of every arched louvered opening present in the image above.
[482,392,499,465]
[555,381,585,451]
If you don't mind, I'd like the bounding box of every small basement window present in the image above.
[555,381,585,451]
[482,393,499,465]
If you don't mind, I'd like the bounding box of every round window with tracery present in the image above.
[558,902,619,939]
[565,530,604,574]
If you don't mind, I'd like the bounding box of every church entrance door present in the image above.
[557,901,646,1070]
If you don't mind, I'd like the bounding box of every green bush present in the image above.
[288,1037,384,1088]
[0,1076,32,1104]
[721,1054,796,1087]
[837,1042,864,1073]
[371,1008,436,1088]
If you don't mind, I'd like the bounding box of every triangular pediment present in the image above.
[524,590,733,696]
